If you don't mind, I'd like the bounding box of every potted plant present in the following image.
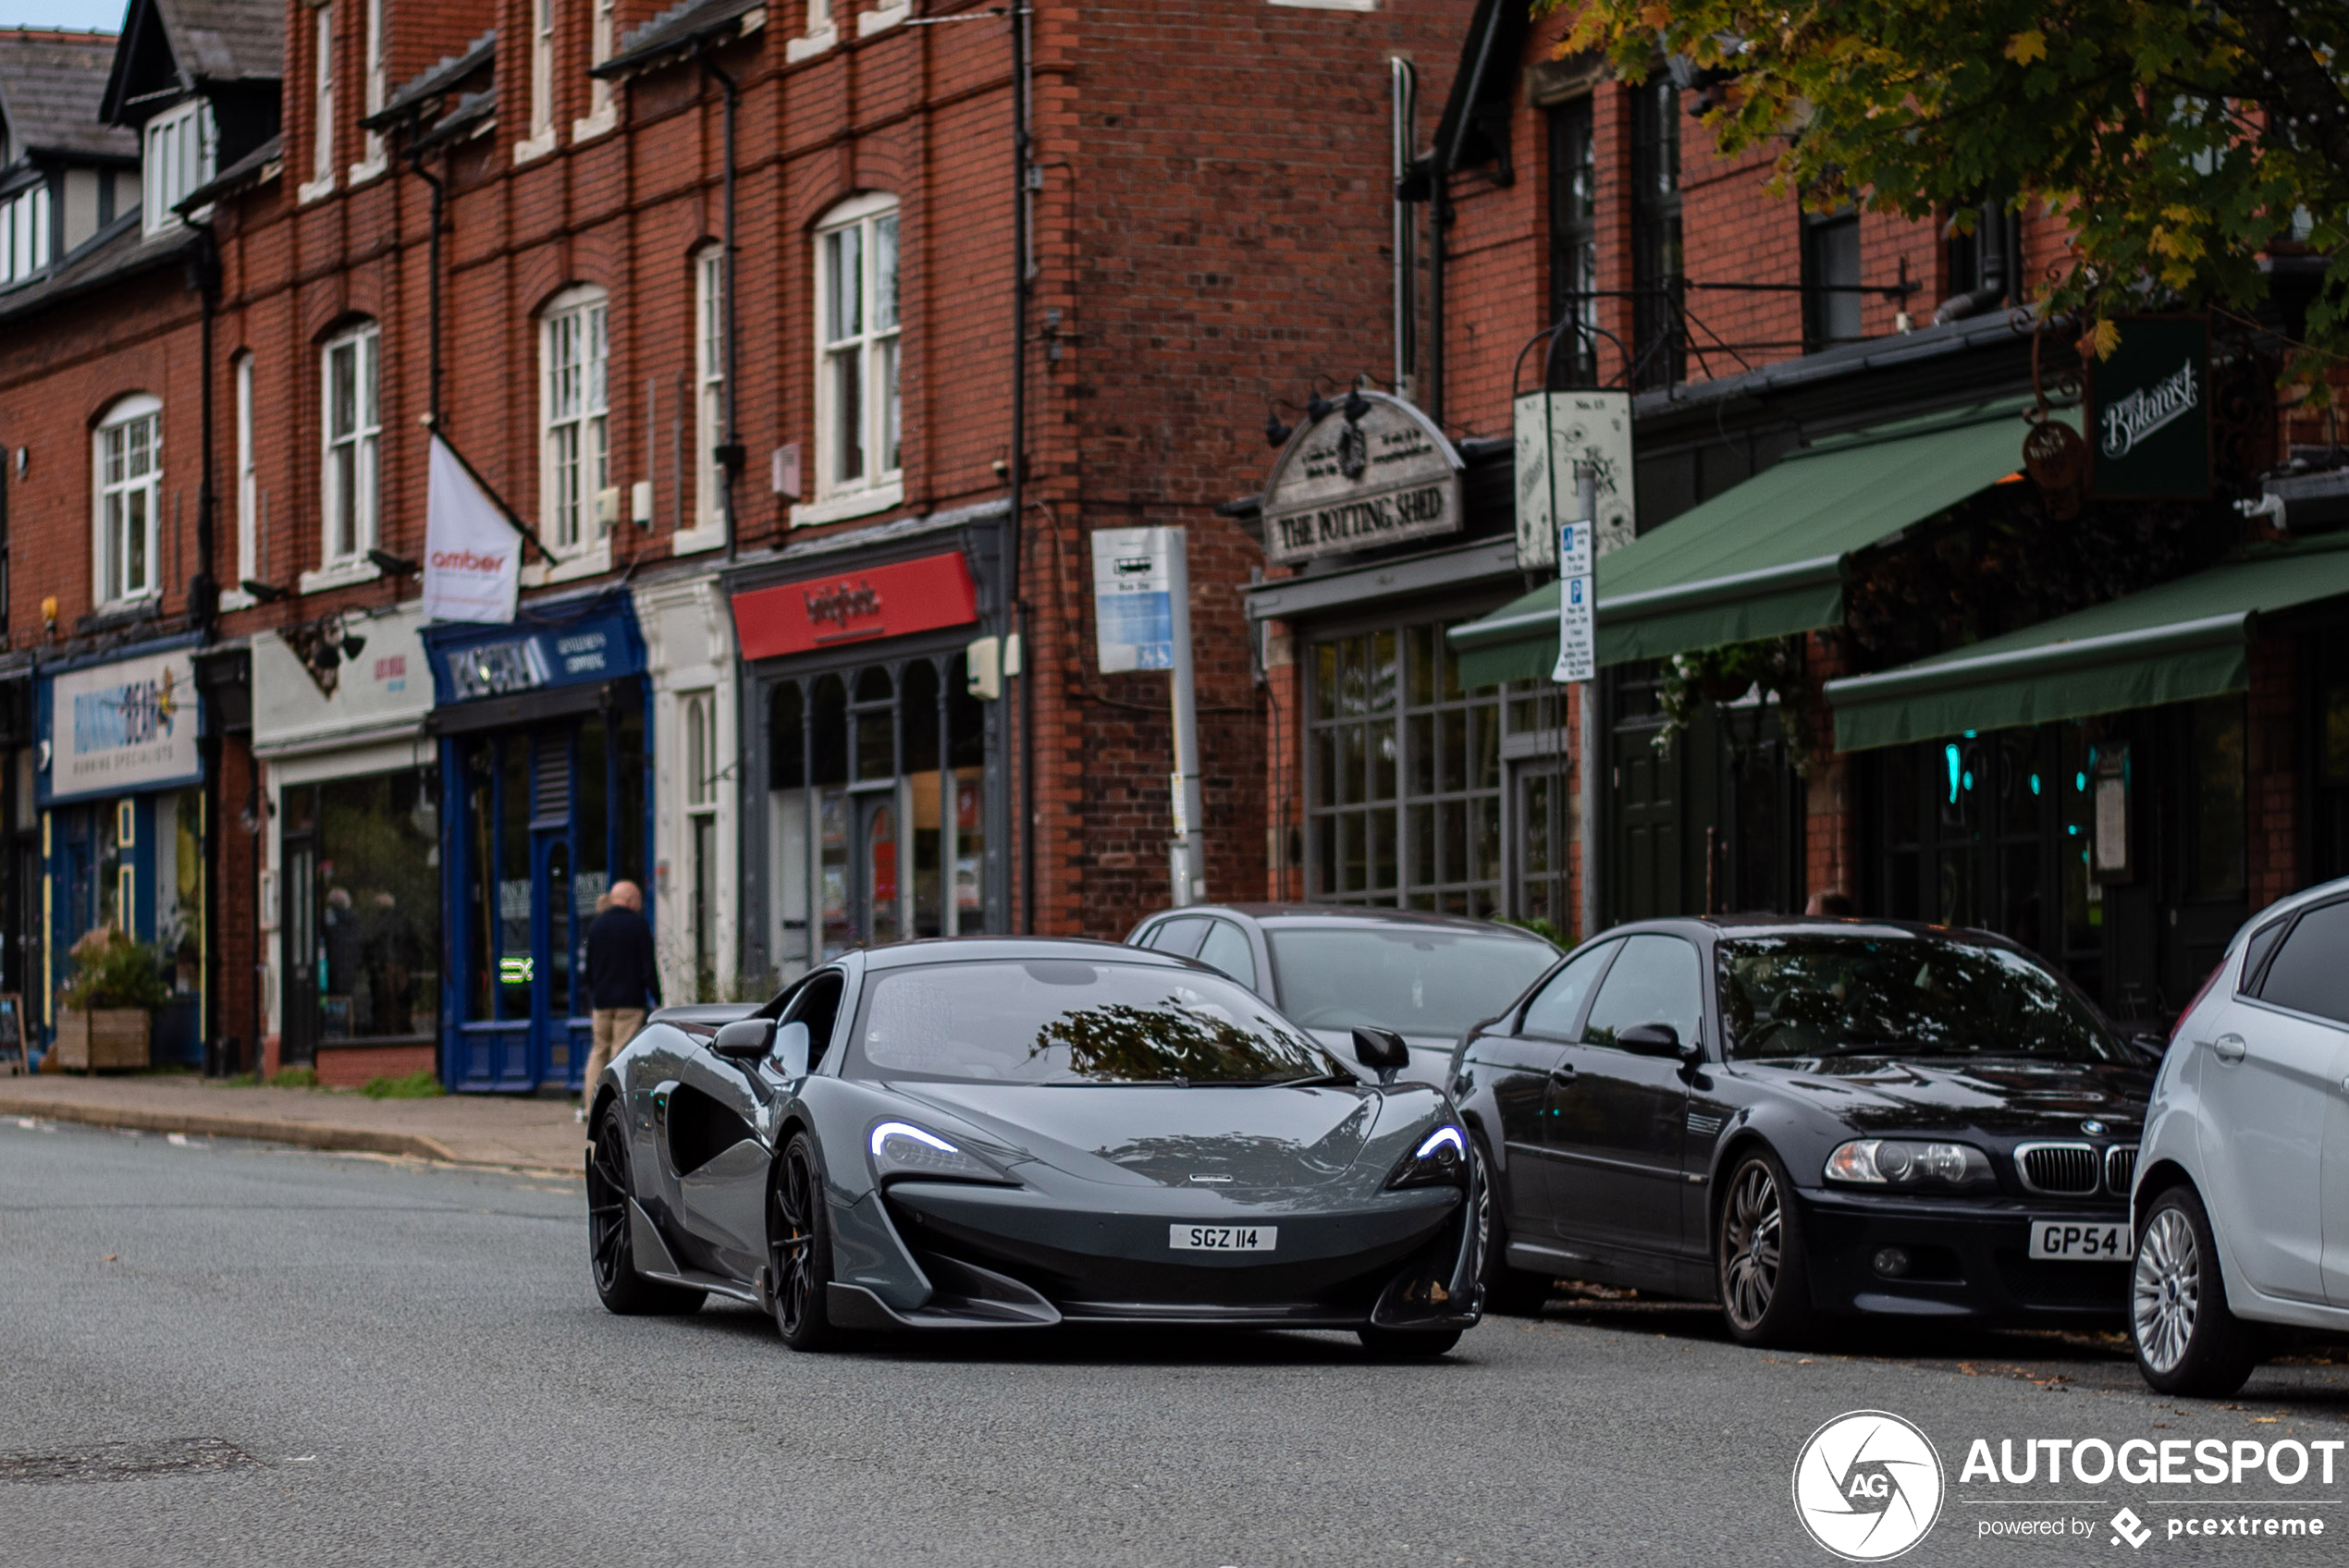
[52,927,169,1072]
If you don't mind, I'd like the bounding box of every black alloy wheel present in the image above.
[769,1132,840,1352]
[1717,1147,1814,1347]
[586,1102,706,1316]
[2132,1185,2259,1398]
[1472,1136,1552,1317]
[1358,1326,1463,1358]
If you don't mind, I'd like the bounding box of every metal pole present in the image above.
[1009,0,1033,933]
[1166,529,1204,906]
[1575,463,1601,944]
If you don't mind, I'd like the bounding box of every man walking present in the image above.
[580,880,660,1123]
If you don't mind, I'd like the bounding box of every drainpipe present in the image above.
[183,216,224,1071]
[1008,0,1033,933]
[1428,183,1447,426]
[402,145,447,424]
[699,46,743,559]
[1390,58,1415,398]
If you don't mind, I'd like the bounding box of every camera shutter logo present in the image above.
[1791,1411,1944,1561]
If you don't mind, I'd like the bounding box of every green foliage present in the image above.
[1654,638,1816,775]
[1551,0,2349,373]
[361,1069,445,1099]
[1502,916,1568,947]
[266,1065,319,1088]
[60,927,170,1012]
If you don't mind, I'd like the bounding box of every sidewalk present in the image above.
[0,1073,584,1173]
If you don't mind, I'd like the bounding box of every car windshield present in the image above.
[1264,925,1557,1036]
[1716,934,2128,1063]
[851,959,1347,1085]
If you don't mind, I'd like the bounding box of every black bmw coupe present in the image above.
[1457,916,2155,1344]
[585,937,1482,1354]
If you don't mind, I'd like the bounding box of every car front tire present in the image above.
[769,1132,842,1352]
[1717,1147,1815,1348]
[586,1102,706,1317]
[1472,1136,1553,1317]
[2134,1184,2258,1398]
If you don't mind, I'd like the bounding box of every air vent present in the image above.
[534,740,570,821]
[2017,1142,2099,1195]
[2105,1143,2138,1196]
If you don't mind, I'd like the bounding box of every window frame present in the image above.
[538,286,610,556]
[229,352,257,605]
[531,0,556,139]
[0,180,52,288]
[354,0,387,176]
[142,98,215,234]
[1545,94,1599,388]
[1628,79,1682,390]
[92,395,164,608]
[809,193,903,512]
[311,5,336,187]
[1801,206,1863,351]
[691,245,728,537]
[320,322,381,569]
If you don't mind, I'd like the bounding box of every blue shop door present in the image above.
[537,835,590,1092]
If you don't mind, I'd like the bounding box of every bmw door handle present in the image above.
[2210,1034,2246,1064]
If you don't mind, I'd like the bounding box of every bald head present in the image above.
[609,880,643,913]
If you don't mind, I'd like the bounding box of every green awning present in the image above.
[1824,533,2349,752]
[1447,398,2064,689]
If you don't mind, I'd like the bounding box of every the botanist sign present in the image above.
[1260,390,1464,565]
[2091,314,2210,498]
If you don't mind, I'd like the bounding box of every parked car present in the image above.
[2131,876,2349,1396]
[1125,904,1559,1086]
[1454,915,2156,1343]
[585,937,1482,1355]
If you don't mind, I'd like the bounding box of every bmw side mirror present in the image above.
[712,1018,776,1062]
[1617,1022,1682,1060]
[1352,1026,1410,1085]
[775,1020,813,1080]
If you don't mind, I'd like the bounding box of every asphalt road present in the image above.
[6,1116,2349,1568]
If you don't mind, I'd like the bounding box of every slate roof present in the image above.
[596,0,762,78]
[148,0,280,84]
[0,210,195,325]
[0,29,139,162]
[177,127,276,210]
[363,28,494,131]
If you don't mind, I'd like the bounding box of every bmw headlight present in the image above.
[1386,1124,1470,1190]
[1824,1138,1993,1189]
[867,1121,1015,1185]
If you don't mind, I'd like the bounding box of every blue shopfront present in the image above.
[426,594,652,1093]
[36,639,207,1062]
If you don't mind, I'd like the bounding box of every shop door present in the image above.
[281,839,320,1065]
[536,835,581,1086]
[856,791,903,948]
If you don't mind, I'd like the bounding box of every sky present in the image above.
[0,0,127,32]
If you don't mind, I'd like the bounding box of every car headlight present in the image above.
[867,1121,1015,1185]
[1387,1124,1470,1190]
[1824,1138,1993,1189]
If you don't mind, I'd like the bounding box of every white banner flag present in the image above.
[423,435,522,624]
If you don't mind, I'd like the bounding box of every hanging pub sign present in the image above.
[2090,315,2210,499]
[1259,390,1463,566]
[1513,389,1637,570]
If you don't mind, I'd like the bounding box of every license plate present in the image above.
[1170,1223,1276,1252]
[2029,1219,2132,1261]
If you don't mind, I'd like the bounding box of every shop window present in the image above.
[811,194,902,509]
[1305,619,1502,916]
[321,322,381,567]
[287,772,438,1043]
[683,690,719,998]
[1545,95,1598,387]
[93,395,162,606]
[2188,697,2245,899]
[540,286,609,554]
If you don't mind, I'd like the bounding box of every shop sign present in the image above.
[2091,315,2209,498]
[424,601,646,707]
[1514,390,1636,570]
[253,603,435,753]
[730,551,979,661]
[40,647,202,803]
[1090,528,1180,672]
[1259,390,1463,565]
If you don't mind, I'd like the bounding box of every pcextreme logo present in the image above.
[1793,1411,1947,1562]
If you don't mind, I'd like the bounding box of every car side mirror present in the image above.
[1352,1025,1410,1085]
[1617,1022,1682,1060]
[775,1020,813,1080]
[711,1018,776,1062]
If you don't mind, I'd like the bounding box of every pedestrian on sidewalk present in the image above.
[579,880,660,1123]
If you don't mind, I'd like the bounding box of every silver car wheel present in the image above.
[2134,1207,2200,1375]
[1721,1161,1783,1331]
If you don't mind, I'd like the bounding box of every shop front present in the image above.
[36,640,207,1060]
[252,603,439,1086]
[425,592,650,1093]
[730,521,1010,981]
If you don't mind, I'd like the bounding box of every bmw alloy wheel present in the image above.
[1722,1161,1783,1331]
[2134,1207,2200,1376]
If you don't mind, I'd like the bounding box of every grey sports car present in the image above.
[584,937,1483,1354]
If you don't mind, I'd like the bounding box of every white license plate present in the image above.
[1170,1223,1277,1253]
[2029,1219,2132,1261]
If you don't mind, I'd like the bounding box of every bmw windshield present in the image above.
[1264,926,1556,1036]
[1717,933,2128,1064]
[850,959,1347,1085]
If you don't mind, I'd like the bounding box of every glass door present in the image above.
[860,794,901,947]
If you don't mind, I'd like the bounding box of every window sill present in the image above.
[1266,0,1380,8]
[572,107,618,145]
[785,25,838,60]
[219,589,256,612]
[790,482,903,528]
[346,155,388,188]
[297,172,338,205]
[512,128,559,166]
[522,538,612,586]
[857,5,908,37]
[670,522,728,557]
[299,557,383,595]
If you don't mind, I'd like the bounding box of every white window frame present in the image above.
[677,246,728,553]
[536,286,611,575]
[93,395,164,608]
[320,323,380,567]
[0,182,51,288]
[577,0,618,140]
[800,193,903,525]
[301,6,337,202]
[788,0,838,60]
[142,99,215,234]
[518,0,558,161]
[222,354,258,609]
[351,0,387,181]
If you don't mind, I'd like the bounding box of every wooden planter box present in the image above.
[52,1008,152,1072]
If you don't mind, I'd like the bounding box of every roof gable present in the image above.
[101,0,279,125]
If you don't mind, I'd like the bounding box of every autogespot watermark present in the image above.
[1794,1414,2342,1557]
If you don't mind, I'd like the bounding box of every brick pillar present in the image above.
[1261,617,1303,900]
[2246,634,2303,913]
[1803,631,1861,910]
